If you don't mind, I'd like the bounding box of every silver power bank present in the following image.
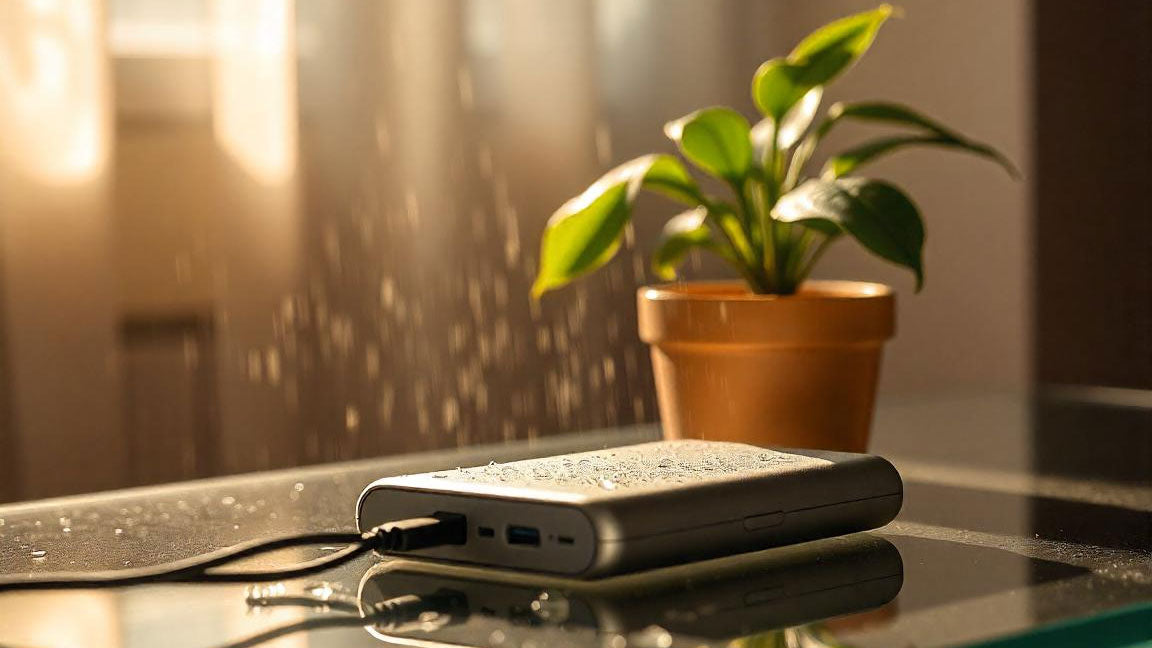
[356,439,902,578]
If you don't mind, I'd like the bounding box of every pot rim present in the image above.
[640,279,892,303]
[637,279,895,346]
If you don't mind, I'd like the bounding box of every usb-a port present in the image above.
[506,525,540,547]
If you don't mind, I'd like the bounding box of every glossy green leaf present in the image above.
[818,101,1020,178]
[789,5,894,84]
[652,207,718,280]
[777,87,824,149]
[774,178,925,289]
[642,154,701,204]
[750,117,776,164]
[752,5,891,120]
[533,155,677,297]
[751,59,813,122]
[752,87,823,161]
[664,107,753,182]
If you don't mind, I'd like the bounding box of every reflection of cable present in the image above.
[214,589,469,648]
[0,514,466,592]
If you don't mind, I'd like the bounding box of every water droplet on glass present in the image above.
[306,582,336,600]
[221,496,236,506]
[293,482,305,492]
[30,549,47,560]
[61,527,71,533]
[114,528,123,535]
[58,516,71,527]
[631,625,673,648]
[604,636,628,648]
[488,629,507,646]
[598,478,617,491]
[530,590,570,622]
[244,582,287,604]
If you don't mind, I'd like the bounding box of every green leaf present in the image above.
[777,87,824,149]
[752,5,892,121]
[817,101,1020,178]
[789,5,894,84]
[774,178,925,289]
[752,87,823,161]
[664,107,753,182]
[532,155,678,297]
[652,207,718,280]
[751,59,813,122]
[823,100,962,136]
[642,154,701,204]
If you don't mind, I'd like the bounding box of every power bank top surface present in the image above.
[379,440,836,502]
[357,440,902,577]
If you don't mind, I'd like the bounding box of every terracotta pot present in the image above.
[637,280,895,452]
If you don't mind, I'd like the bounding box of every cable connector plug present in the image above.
[365,512,467,553]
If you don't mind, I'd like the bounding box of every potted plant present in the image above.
[531,5,1016,452]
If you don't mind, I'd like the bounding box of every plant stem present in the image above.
[795,235,838,284]
[765,130,789,293]
[703,204,771,294]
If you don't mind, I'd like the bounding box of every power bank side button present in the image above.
[743,511,785,531]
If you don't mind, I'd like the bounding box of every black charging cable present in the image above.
[0,513,466,592]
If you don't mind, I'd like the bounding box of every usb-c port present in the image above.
[506,526,540,547]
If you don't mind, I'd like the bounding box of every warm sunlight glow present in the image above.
[211,0,297,184]
[0,0,108,185]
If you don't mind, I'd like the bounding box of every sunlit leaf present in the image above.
[642,154,701,204]
[789,4,894,84]
[664,107,753,182]
[752,5,892,120]
[774,178,925,289]
[752,87,824,162]
[817,101,1020,178]
[533,155,684,297]
[778,87,824,149]
[751,59,813,123]
[652,207,719,280]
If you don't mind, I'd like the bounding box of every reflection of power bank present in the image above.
[358,534,903,643]
[357,439,902,577]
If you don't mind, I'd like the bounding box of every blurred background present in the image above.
[0,0,1145,503]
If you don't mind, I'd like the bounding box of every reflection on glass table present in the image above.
[353,534,901,647]
[211,534,901,648]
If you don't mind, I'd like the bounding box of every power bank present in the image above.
[356,439,902,577]
[357,533,903,643]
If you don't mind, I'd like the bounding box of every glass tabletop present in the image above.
[0,424,1148,648]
